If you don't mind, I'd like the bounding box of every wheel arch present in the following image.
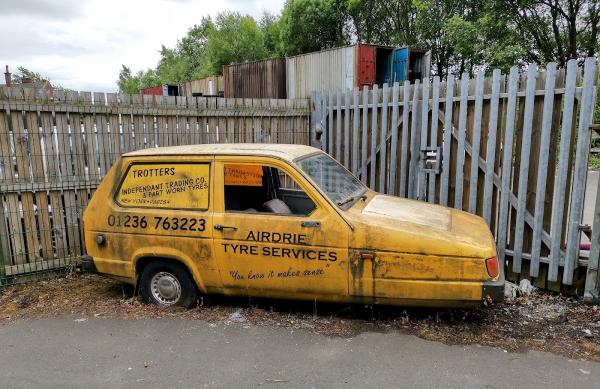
[132,248,207,293]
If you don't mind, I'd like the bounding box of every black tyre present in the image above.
[139,261,198,308]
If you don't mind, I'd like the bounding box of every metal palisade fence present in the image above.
[311,57,598,297]
[0,89,309,285]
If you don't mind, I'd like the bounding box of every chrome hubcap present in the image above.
[150,271,181,305]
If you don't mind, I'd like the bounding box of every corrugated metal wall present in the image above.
[223,58,286,98]
[181,76,223,96]
[286,46,355,99]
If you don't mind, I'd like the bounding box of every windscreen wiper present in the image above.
[337,197,357,206]
[337,194,367,206]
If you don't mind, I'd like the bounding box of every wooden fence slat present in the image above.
[417,78,429,200]
[530,63,557,277]
[427,76,440,203]
[344,89,350,168]
[497,67,520,264]
[360,86,368,184]
[352,88,360,175]
[82,113,97,181]
[399,81,410,198]
[562,57,597,284]
[336,90,342,160]
[548,60,577,281]
[26,112,44,183]
[440,75,454,206]
[41,111,59,182]
[54,113,71,184]
[5,194,26,264]
[328,92,334,156]
[512,64,538,272]
[369,85,379,189]
[35,192,53,260]
[379,83,389,193]
[408,80,420,199]
[49,191,68,260]
[97,111,110,176]
[482,70,501,224]
[389,82,400,195]
[468,71,485,214]
[21,192,40,263]
[11,110,30,183]
[135,114,145,150]
[0,109,15,181]
[454,74,469,209]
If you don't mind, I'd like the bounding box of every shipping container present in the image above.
[223,58,286,98]
[286,44,430,98]
[286,46,355,100]
[180,76,224,97]
[391,48,430,83]
[141,84,180,96]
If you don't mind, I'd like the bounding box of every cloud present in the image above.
[0,23,93,61]
[2,0,85,20]
[224,0,284,17]
[0,0,287,92]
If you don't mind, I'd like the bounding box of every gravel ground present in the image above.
[0,274,599,362]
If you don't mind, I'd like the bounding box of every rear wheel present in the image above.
[139,261,198,308]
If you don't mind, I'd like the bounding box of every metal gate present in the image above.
[311,58,598,296]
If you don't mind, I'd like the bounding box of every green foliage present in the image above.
[260,12,285,57]
[490,1,599,67]
[346,0,417,45]
[279,0,350,56]
[118,0,599,92]
[117,66,140,94]
[203,12,268,75]
[12,67,50,86]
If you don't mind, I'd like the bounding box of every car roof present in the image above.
[123,143,322,162]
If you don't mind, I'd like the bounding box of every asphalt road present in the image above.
[0,317,598,389]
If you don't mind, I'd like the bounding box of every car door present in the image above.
[212,156,349,298]
[102,156,220,288]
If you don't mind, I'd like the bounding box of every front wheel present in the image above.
[139,261,198,308]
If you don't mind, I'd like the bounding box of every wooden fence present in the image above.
[0,88,309,282]
[0,59,598,296]
[311,57,598,294]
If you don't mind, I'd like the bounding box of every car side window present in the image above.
[116,162,210,210]
[224,164,315,216]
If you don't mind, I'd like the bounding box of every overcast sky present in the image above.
[0,0,285,92]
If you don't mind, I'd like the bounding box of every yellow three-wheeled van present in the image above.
[81,144,503,308]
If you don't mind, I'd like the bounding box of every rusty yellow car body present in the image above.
[82,144,503,308]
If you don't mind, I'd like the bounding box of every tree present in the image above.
[280,0,350,56]
[492,0,599,66]
[176,18,214,79]
[155,46,187,84]
[12,67,51,86]
[202,12,268,75]
[118,0,598,87]
[260,12,284,57]
[117,65,141,94]
[346,0,397,45]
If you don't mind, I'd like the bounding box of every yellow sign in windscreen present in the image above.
[224,164,263,186]
[117,163,210,209]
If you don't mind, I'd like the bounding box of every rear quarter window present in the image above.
[115,162,210,210]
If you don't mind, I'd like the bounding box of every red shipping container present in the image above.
[356,44,376,88]
[141,86,164,96]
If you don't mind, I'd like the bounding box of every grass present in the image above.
[590,152,600,169]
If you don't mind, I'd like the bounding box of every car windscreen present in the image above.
[296,153,366,206]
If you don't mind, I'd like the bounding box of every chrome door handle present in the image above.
[301,221,320,228]
[214,224,237,231]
